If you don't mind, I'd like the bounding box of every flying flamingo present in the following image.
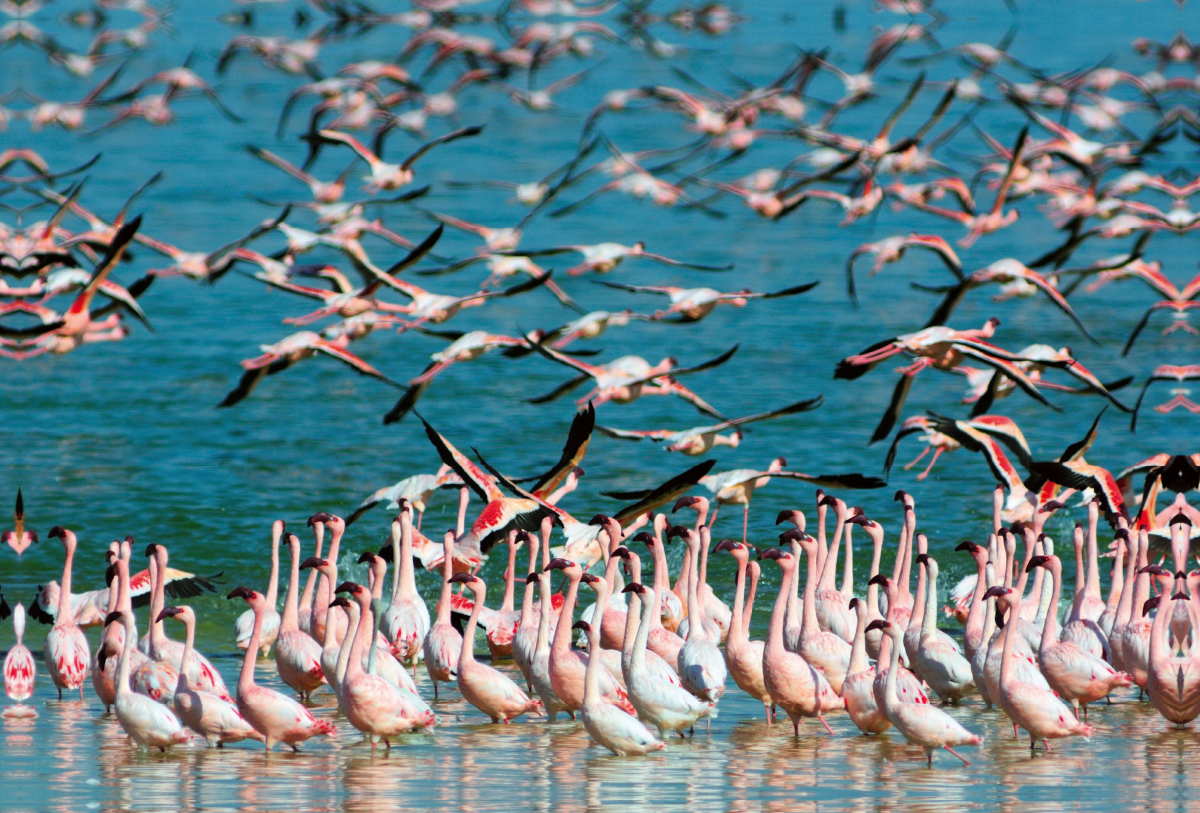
[845,233,962,305]
[868,620,981,766]
[3,603,35,718]
[315,126,483,191]
[159,606,264,747]
[234,520,283,656]
[448,572,541,723]
[44,526,90,700]
[101,610,190,752]
[227,587,336,750]
[2,489,36,556]
[273,533,326,699]
[579,575,665,755]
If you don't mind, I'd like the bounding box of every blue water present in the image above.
[2,0,1199,808]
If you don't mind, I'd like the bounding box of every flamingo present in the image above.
[380,506,430,667]
[143,544,231,700]
[2,489,36,556]
[631,527,685,659]
[159,605,263,747]
[868,620,981,766]
[274,533,326,699]
[227,587,336,750]
[989,586,1094,751]
[868,575,931,709]
[448,573,541,723]
[1143,567,1200,726]
[3,603,35,718]
[783,529,851,694]
[1117,530,1154,690]
[131,548,180,705]
[910,555,976,703]
[234,520,283,656]
[101,610,190,752]
[90,553,121,711]
[545,557,635,715]
[812,496,855,643]
[758,547,838,735]
[335,582,435,745]
[619,580,708,738]
[579,576,665,755]
[715,540,772,722]
[315,125,483,192]
[423,528,463,699]
[43,526,90,700]
[843,598,888,735]
[527,568,571,721]
[298,519,324,635]
[357,552,422,694]
[308,513,351,646]
[616,548,683,687]
[1059,501,1110,660]
[484,531,523,659]
[672,527,727,710]
[1026,554,1131,720]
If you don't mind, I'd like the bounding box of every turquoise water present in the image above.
[2,0,1198,808]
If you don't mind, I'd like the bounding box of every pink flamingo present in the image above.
[44,526,90,700]
[3,603,36,718]
[868,620,981,766]
[989,586,1094,752]
[144,544,231,700]
[423,529,463,699]
[528,568,571,720]
[759,546,838,734]
[485,531,523,659]
[911,555,975,703]
[511,523,549,688]
[235,520,283,656]
[716,540,772,721]
[159,605,263,747]
[307,513,349,646]
[545,558,635,715]
[448,572,541,723]
[335,582,435,746]
[1108,530,1138,673]
[91,552,122,711]
[868,575,930,709]
[580,575,665,755]
[380,506,430,668]
[633,525,686,655]
[616,547,683,688]
[1059,502,1110,660]
[1026,554,1131,720]
[274,532,326,699]
[1117,529,1153,691]
[357,552,420,693]
[101,610,190,752]
[783,529,851,694]
[228,586,336,750]
[843,598,888,734]
[672,526,727,709]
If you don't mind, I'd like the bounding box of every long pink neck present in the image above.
[57,537,76,626]
[766,558,793,653]
[500,536,518,614]
[819,511,844,591]
[345,593,371,681]
[179,614,196,691]
[801,541,819,636]
[461,583,486,666]
[1039,563,1061,656]
[315,526,342,631]
[436,534,455,625]
[744,562,759,637]
[299,524,323,619]
[728,554,747,646]
[963,551,989,655]
[151,551,169,647]
[239,603,262,693]
[1115,537,1138,627]
[551,572,581,656]
[266,524,281,606]
[281,539,301,631]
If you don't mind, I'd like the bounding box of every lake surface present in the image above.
[2,0,1198,809]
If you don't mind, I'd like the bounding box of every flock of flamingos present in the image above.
[2,0,1200,777]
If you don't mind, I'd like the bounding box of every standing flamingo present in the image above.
[102,609,190,752]
[160,606,263,747]
[380,505,430,668]
[44,526,89,700]
[672,526,727,712]
[989,586,1094,752]
[528,569,571,721]
[448,573,541,723]
[580,575,665,755]
[235,520,283,656]
[423,529,463,699]
[335,582,435,746]
[843,598,889,735]
[758,546,838,735]
[621,582,711,737]
[227,586,336,750]
[783,529,851,694]
[3,603,36,718]
[716,540,772,721]
[274,533,326,699]
[911,555,975,703]
[868,620,981,766]
[1026,554,1131,720]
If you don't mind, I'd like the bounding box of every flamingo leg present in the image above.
[742,504,749,546]
[818,714,835,735]
[945,746,972,765]
[916,448,943,481]
[903,446,931,471]
[765,704,772,724]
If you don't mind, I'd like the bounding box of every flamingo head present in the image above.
[572,620,590,632]
[335,581,365,596]
[1026,555,1050,572]
[983,586,1011,600]
[157,606,183,623]
[757,547,786,562]
[144,543,159,557]
[865,619,890,633]
[633,531,655,547]
[357,551,379,564]
[227,586,258,602]
[103,610,123,627]
[665,524,689,542]
[954,541,979,553]
[869,574,890,588]
[546,557,577,572]
[449,573,478,585]
[610,546,630,560]
[47,526,67,540]
[330,597,351,609]
[714,539,741,553]
[1140,564,1170,576]
[308,512,334,527]
[622,582,645,594]
[1143,596,1160,616]
[300,557,327,570]
[915,553,930,566]
[848,597,859,610]
[672,496,701,513]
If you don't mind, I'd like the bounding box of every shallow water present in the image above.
[2,0,1199,808]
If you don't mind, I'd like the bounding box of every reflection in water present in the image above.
[7,653,1200,811]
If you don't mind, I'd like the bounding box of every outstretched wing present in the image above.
[531,403,595,499]
[612,460,719,526]
[419,417,503,502]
